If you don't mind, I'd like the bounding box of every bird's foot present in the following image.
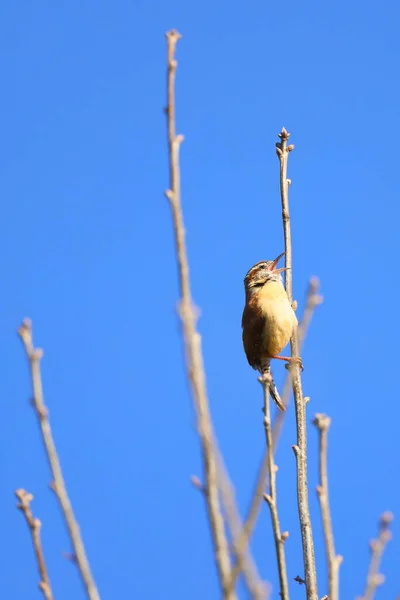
[287,356,304,372]
[272,355,304,372]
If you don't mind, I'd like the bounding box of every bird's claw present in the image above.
[285,356,304,372]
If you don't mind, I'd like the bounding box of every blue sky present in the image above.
[1,1,399,598]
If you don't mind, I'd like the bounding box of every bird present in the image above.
[241,252,302,411]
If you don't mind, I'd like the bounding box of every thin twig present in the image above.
[17,320,100,600]
[16,488,53,600]
[271,276,323,445]
[357,512,393,600]
[165,30,265,600]
[229,278,321,588]
[218,466,269,600]
[261,372,289,600]
[191,470,267,600]
[276,127,318,600]
[165,29,236,599]
[313,414,342,600]
[217,458,268,600]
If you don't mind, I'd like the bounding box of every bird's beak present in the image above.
[270,251,286,272]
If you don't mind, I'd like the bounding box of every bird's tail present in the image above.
[269,379,286,412]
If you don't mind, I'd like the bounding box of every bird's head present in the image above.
[244,252,287,295]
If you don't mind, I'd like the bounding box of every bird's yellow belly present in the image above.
[263,318,293,356]
[259,283,296,357]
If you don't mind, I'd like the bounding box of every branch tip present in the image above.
[278,127,290,140]
[313,413,331,431]
[358,511,392,599]
[165,29,182,43]
[18,320,100,600]
[165,29,257,598]
[380,511,393,527]
[15,488,53,600]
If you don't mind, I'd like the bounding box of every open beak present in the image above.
[269,251,286,272]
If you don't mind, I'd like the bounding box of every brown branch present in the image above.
[228,277,321,589]
[313,414,342,600]
[276,127,318,600]
[165,29,236,599]
[261,372,289,600]
[17,320,100,600]
[191,471,267,600]
[218,465,269,600]
[218,457,268,599]
[165,30,267,600]
[16,488,53,600]
[357,512,393,600]
[270,276,322,445]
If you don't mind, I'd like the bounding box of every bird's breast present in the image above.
[258,282,297,356]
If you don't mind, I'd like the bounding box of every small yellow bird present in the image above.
[241,252,301,411]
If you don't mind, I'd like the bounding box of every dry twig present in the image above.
[261,373,289,600]
[165,29,235,599]
[165,30,267,600]
[313,414,342,600]
[16,488,53,600]
[18,319,100,600]
[276,127,318,599]
[229,277,321,590]
[357,512,393,600]
[217,460,268,600]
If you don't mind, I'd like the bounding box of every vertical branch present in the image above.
[15,488,53,600]
[276,127,318,600]
[164,29,235,599]
[357,512,393,600]
[218,469,269,600]
[270,277,323,445]
[18,320,100,600]
[228,279,321,590]
[313,414,342,600]
[261,372,289,600]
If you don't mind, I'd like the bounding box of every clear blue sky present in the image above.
[1,1,398,598]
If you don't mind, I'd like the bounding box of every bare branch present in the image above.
[357,512,393,600]
[218,465,269,600]
[16,488,53,600]
[191,470,267,600]
[259,372,289,600]
[313,414,342,600]
[165,29,237,599]
[277,127,318,600]
[229,277,321,589]
[270,276,322,444]
[165,30,267,600]
[17,319,100,600]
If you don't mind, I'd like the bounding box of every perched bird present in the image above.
[241,252,302,411]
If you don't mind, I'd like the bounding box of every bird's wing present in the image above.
[242,305,266,370]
